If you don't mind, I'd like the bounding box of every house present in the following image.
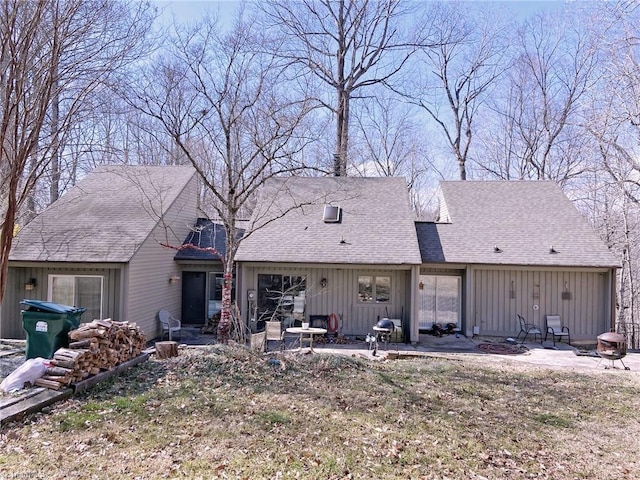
[237,178,619,344]
[234,176,422,338]
[416,181,620,342]
[1,165,198,339]
[3,168,619,345]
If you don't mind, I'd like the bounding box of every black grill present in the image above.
[374,318,394,332]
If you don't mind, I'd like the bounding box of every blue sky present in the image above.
[157,0,569,25]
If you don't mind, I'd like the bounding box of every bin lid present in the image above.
[20,299,86,314]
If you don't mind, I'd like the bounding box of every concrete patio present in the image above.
[169,327,640,372]
[294,333,640,373]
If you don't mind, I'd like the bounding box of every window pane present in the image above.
[418,276,437,329]
[257,274,281,315]
[209,273,223,301]
[76,277,102,321]
[208,273,223,317]
[376,276,391,303]
[50,275,103,323]
[358,276,373,302]
[51,276,74,306]
[437,277,460,325]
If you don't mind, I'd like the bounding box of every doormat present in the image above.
[477,343,527,355]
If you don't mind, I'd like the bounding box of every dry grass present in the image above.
[1,345,639,479]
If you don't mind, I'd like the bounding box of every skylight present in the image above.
[323,205,341,223]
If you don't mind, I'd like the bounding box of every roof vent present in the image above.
[323,205,342,223]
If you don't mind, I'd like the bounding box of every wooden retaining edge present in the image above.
[0,349,23,358]
[0,353,150,425]
[0,387,46,410]
[1,387,73,426]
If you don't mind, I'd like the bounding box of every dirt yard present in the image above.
[1,344,639,479]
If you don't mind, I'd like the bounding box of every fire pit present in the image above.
[597,332,630,370]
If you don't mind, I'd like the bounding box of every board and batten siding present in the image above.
[125,176,198,338]
[1,264,122,338]
[471,267,612,341]
[240,263,412,336]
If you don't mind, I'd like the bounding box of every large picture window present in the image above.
[49,275,103,321]
[358,275,391,303]
[256,274,306,325]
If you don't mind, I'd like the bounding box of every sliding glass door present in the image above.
[418,275,461,330]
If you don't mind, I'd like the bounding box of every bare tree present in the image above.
[0,0,154,303]
[411,2,508,180]
[582,0,640,338]
[131,10,315,342]
[477,12,599,183]
[260,0,422,176]
[351,93,432,215]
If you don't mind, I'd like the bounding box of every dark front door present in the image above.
[182,272,206,325]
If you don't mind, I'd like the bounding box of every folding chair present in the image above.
[545,315,571,346]
[265,321,284,351]
[515,314,542,344]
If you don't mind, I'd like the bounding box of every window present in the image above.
[49,275,103,321]
[358,275,391,303]
[208,272,235,318]
[257,274,306,324]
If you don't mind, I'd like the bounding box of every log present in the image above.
[41,375,71,385]
[93,318,113,328]
[45,366,73,376]
[155,341,179,359]
[34,378,63,390]
[69,338,94,349]
[55,348,86,360]
[50,358,76,369]
[69,328,106,340]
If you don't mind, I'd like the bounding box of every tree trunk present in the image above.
[49,85,61,203]
[0,175,18,303]
[458,159,467,180]
[335,87,348,176]
[217,269,233,343]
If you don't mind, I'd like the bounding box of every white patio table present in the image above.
[285,327,327,352]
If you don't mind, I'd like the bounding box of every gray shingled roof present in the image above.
[235,176,422,265]
[417,181,619,268]
[10,165,196,263]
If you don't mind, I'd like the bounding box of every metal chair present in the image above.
[265,321,284,351]
[545,315,570,346]
[516,314,542,344]
[158,310,182,341]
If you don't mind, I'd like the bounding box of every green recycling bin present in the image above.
[21,300,86,359]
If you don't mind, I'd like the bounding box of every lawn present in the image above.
[1,345,639,479]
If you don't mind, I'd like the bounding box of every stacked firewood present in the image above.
[33,319,146,390]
